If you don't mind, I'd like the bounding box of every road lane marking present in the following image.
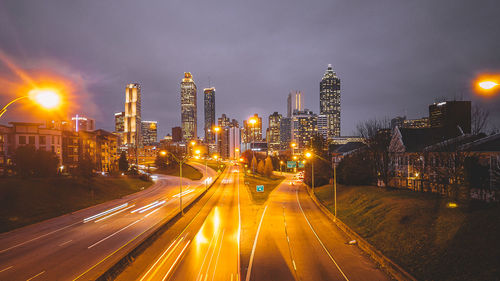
[94,205,135,223]
[59,240,73,247]
[245,204,268,281]
[140,237,185,281]
[296,189,350,281]
[196,227,221,281]
[83,203,129,223]
[144,205,164,218]
[283,207,298,279]
[202,229,222,281]
[161,240,191,281]
[0,221,80,253]
[88,219,142,249]
[210,229,225,281]
[0,266,13,273]
[26,271,45,281]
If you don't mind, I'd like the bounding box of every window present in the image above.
[19,136,26,145]
[29,136,35,145]
[39,136,46,145]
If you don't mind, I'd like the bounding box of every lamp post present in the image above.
[213,126,220,157]
[280,160,283,175]
[305,151,313,193]
[160,150,188,216]
[195,149,208,190]
[0,89,61,118]
[290,142,296,156]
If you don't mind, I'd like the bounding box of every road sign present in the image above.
[287,161,296,168]
[256,185,264,192]
[298,162,304,168]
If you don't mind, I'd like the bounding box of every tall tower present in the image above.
[287,91,303,117]
[320,64,341,138]
[204,87,216,143]
[124,83,141,147]
[181,72,197,142]
[268,112,282,153]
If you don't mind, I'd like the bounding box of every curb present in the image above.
[93,167,226,281]
[306,187,417,281]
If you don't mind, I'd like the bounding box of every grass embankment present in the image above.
[243,173,285,204]
[0,176,153,233]
[314,184,500,281]
[156,163,203,180]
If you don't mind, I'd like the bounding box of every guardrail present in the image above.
[93,167,227,281]
[306,186,417,281]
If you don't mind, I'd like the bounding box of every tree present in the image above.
[118,151,129,172]
[264,156,274,178]
[356,118,391,187]
[304,134,332,187]
[12,146,59,178]
[154,154,168,170]
[251,156,258,173]
[257,159,265,175]
[337,152,375,185]
[471,103,490,135]
[77,152,94,179]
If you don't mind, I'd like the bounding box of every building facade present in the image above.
[141,121,158,145]
[319,64,341,138]
[429,101,471,135]
[71,115,95,132]
[242,114,262,146]
[267,112,281,153]
[180,72,197,142]
[291,109,317,150]
[172,126,182,142]
[287,91,303,117]
[317,114,329,141]
[124,83,142,147]
[204,87,216,144]
[279,117,292,150]
[114,112,125,132]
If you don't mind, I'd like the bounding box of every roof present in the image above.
[459,133,500,152]
[398,126,463,152]
[423,134,484,152]
[333,142,366,154]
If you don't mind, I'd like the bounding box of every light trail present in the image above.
[139,201,166,214]
[87,219,142,249]
[139,237,185,281]
[94,205,135,223]
[173,189,194,198]
[131,201,160,213]
[161,240,191,281]
[26,270,45,281]
[83,203,129,223]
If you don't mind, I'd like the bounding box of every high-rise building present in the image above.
[204,87,216,143]
[124,83,142,147]
[317,114,329,141]
[320,64,341,138]
[267,112,281,153]
[219,121,240,160]
[287,91,303,118]
[291,109,317,150]
[279,117,291,150]
[172,126,182,142]
[71,115,95,132]
[242,114,262,144]
[141,121,158,145]
[218,114,230,128]
[114,112,125,132]
[429,101,471,135]
[181,72,197,142]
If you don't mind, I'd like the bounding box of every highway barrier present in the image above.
[306,186,417,281]
[93,166,227,281]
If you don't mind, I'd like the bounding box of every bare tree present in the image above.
[471,103,490,135]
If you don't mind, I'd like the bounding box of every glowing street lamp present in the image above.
[479,81,499,90]
[159,150,167,156]
[304,151,314,193]
[0,88,61,118]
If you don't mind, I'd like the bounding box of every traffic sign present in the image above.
[298,162,305,168]
[287,161,296,168]
[256,185,264,192]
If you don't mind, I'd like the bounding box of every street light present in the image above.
[305,151,314,195]
[249,117,257,173]
[0,88,61,118]
[195,149,208,190]
[479,81,499,90]
[162,150,188,216]
[290,142,297,156]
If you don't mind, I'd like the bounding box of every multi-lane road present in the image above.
[118,165,390,281]
[0,162,216,281]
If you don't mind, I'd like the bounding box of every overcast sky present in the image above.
[1,0,499,137]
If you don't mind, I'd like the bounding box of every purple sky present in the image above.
[1,0,500,137]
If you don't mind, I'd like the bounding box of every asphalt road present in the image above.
[245,173,390,281]
[136,165,241,281]
[0,162,216,281]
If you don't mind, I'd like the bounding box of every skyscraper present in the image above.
[291,109,317,150]
[429,101,471,135]
[317,114,329,140]
[204,87,216,143]
[71,115,95,132]
[114,112,125,132]
[124,83,141,147]
[267,112,282,153]
[242,114,262,144]
[141,121,158,145]
[287,91,303,118]
[279,117,291,150]
[181,72,197,142]
[172,126,182,142]
[320,64,341,138]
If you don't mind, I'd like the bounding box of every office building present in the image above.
[287,91,303,118]
[429,101,471,135]
[291,109,317,150]
[404,117,429,129]
[319,64,341,138]
[220,123,240,160]
[141,121,158,145]
[124,83,142,147]
[279,117,291,150]
[267,112,281,153]
[71,115,95,132]
[172,126,182,142]
[204,87,216,144]
[242,113,262,144]
[218,114,231,128]
[181,72,197,142]
[114,112,125,132]
[317,114,329,141]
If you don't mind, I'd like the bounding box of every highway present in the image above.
[0,162,216,281]
[245,173,390,281]
[134,164,241,281]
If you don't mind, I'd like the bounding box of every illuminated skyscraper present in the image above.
[124,83,141,147]
[204,87,216,143]
[114,112,125,132]
[141,121,158,145]
[287,91,303,118]
[291,109,317,150]
[242,114,262,144]
[320,64,341,138]
[267,112,282,153]
[181,72,197,142]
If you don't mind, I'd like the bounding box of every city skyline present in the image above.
[1,0,499,138]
